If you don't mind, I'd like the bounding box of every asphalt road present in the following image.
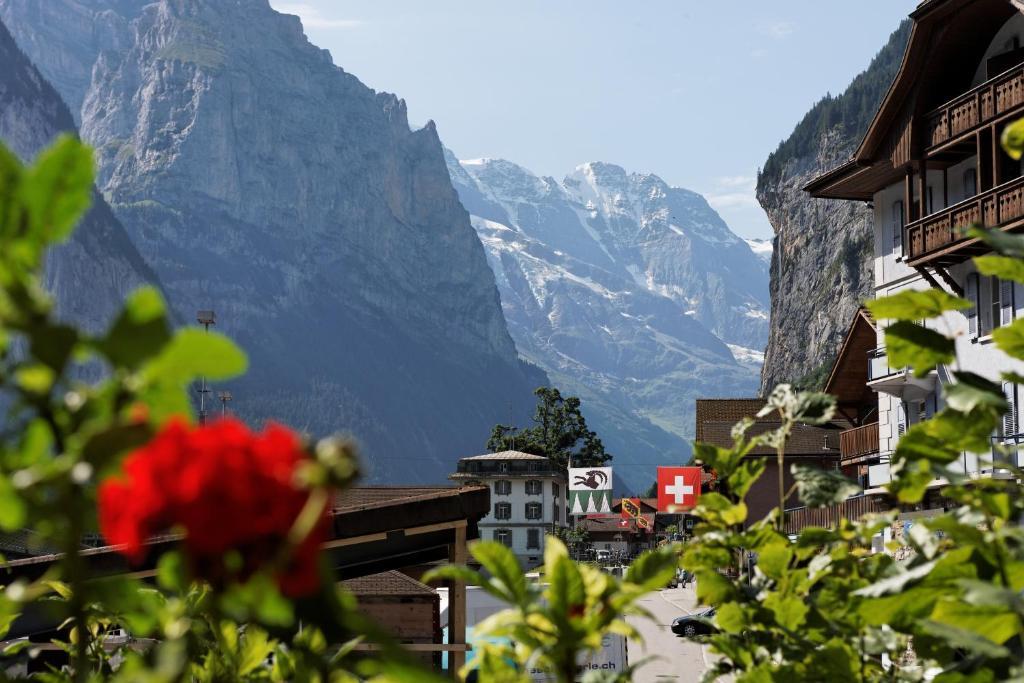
[626,584,715,683]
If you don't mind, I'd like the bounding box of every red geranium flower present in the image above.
[99,418,329,597]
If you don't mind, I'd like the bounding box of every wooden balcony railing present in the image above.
[840,422,879,463]
[926,63,1024,149]
[784,495,885,535]
[905,174,1024,262]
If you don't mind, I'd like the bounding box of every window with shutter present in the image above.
[1001,278,1016,327]
[896,402,907,439]
[966,273,980,337]
[964,168,977,198]
[892,201,904,256]
[495,503,512,520]
[495,529,512,548]
[525,502,542,520]
[527,529,540,549]
[525,480,542,496]
[1003,383,1018,439]
[494,480,511,496]
[991,276,1003,332]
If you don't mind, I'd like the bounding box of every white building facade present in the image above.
[807,1,1024,506]
[449,451,568,568]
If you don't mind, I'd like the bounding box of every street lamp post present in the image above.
[196,310,215,424]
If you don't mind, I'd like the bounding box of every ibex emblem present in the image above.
[573,469,608,490]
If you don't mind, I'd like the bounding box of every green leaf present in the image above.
[866,288,971,321]
[945,371,1007,414]
[471,541,527,606]
[969,226,1024,258]
[15,364,55,395]
[547,554,586,621]
[791,392,837,425]
[993,318,1024,361]
[919,620,1011,659]
[757,543,793,580]
[0,476,27,532]
[728,457,766,499]
[97,286,172,369]
[764,592,808,631]
[884,321,954,377]
[239,627,275,675]
[975,254,1024,284]
[791,465,860,508]
[715,602,747,634]
[931,600,1021,645]
[1002,116,1024,160]
[144,327,248,384]
[19,134,94,245]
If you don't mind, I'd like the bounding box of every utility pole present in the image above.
[218,390,233,417]
[196,310,215,425]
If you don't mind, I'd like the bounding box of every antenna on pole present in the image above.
[218,390,233,417]
[196,310,216,425]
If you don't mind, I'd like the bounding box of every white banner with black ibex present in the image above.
[568,467,613,515]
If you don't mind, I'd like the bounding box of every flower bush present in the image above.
[99,418,330,597]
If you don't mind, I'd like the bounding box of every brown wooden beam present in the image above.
[914,266,944,292]
[933,266,964,297]
[448,524,467,678]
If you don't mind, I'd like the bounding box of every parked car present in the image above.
[671,608,716,637]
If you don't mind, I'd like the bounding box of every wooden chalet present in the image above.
[806,0,1024,279]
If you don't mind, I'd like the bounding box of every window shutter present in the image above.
[896,402,907,438]
[892,201,904,256]
[964,168,977,198]
[1002,279,1016,327]
[966,273,979,337]
[1004,383,1018,438]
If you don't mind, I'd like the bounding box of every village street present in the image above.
[627,584,720,683]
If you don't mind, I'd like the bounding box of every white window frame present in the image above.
[525,479,542,496]
[495,529,512,548]
[495,502,512,520]
[494,480,511,496]
[892,200,905,257]
[525,502,543,520]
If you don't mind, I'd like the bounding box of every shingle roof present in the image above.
[699,421,840,456]
[333,486,477,513]
[342,570,436,596]
[459,451,550,461]
[695,399,772,441]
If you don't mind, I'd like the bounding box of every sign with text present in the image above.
[569,467,613,515]
[656,466,702,512]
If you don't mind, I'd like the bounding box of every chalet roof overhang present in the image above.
[0,486,489,639]
[806,0,1022,200]
[823,308,877,413]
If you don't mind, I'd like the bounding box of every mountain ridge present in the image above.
[0,0,548,482]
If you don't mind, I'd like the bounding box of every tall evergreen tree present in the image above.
[487,387,611,470]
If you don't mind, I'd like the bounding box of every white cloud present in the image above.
[272,3,365,29]
[759,20,795,40]
[716,175,755,189]
[707,192,761,211]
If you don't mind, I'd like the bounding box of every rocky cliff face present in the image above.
[756,21,911,394]
[447,154,766,491]
[0,0,546,481]
[0,17,157,333]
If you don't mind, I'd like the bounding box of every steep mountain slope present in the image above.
[756,21,911,393]
[447,154,767,491]
[0,0,547,482]
[0,17,157,333]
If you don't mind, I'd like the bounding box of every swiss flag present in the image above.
[657,466,702,512]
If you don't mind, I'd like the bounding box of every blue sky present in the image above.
[270,1,916,239]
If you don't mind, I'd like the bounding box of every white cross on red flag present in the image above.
[656,466,702,512]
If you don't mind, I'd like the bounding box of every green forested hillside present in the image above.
[758,21,912,189]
